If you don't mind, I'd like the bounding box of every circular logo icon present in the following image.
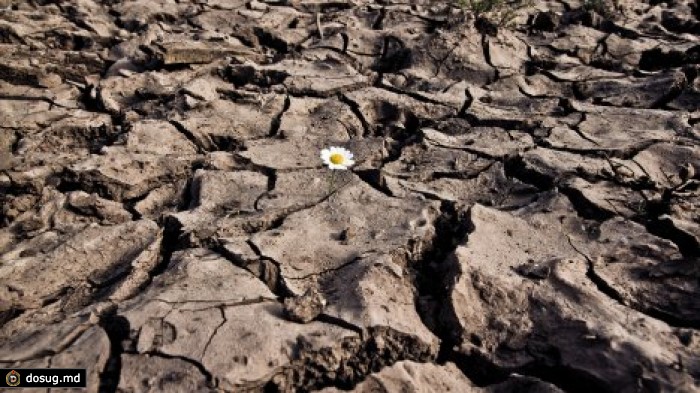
[6,370,20,387]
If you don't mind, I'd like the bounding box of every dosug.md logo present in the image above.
[5,370,20,387]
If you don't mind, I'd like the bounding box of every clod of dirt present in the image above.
[283,287,327,323]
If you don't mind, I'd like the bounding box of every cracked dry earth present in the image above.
[1,0,700,392]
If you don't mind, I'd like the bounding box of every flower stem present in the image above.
[327,170,337,195]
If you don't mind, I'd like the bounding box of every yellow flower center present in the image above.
[329,153,344,165]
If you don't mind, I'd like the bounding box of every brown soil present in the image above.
[0,0,699,392]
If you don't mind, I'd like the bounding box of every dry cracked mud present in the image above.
[0,0,699,392]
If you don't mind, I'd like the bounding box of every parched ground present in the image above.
[0,0,699,392]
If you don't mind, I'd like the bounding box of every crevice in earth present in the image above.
[286,82,369,99]
[253,27,291,56]
[635,305,700,330]
[429,42,460,78]
[268,93,291,138]
[568,113,601,146]
[0,306,25,332]
[448,348,615,393]
[649,72,689,110]
[559,183,616,221]
[286,256,365,283]
[211,240,295,299]
[539,138,662,161]
[411,200,472,356]
[375,82,459,111]
[517,362,615,393]
[137,215,186,291]
[355,169,394,198]
[402,202,590,391]
[504,146,664,195]
[152,297,275,310]
[201,305,227,360]
[254,170,278,211]
[338,93,373,137]
[598,155,658,191]
[0,94,79,110]
[566,234,628,302]
[567,232,700,329]
[212,199,473,392]
[373,35,410,75]
[481,34,500,85]
[421,211,616,393]
[502,154,556,190]
[315,314,365,336]
[458,87,474,117]
[175,175,198,213]
[87,268,136,293]
[564,176,700,260]
[168,119,208,154]
[314,2,355,13]
[224,155,280,181]
[136,350,216,388]
[642,212,700,259]
[10,129,22,155]
[121,192,153,221]
[98,313,129,393]
[372,7,385,30]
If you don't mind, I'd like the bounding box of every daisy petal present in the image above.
[321,146,355,169]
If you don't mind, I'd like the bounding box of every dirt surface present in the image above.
[0,0,699,392]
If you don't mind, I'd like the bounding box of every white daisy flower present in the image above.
[321,146,355,170]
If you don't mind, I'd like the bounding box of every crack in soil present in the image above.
[338,93,373,137]
[98,313,129,393]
